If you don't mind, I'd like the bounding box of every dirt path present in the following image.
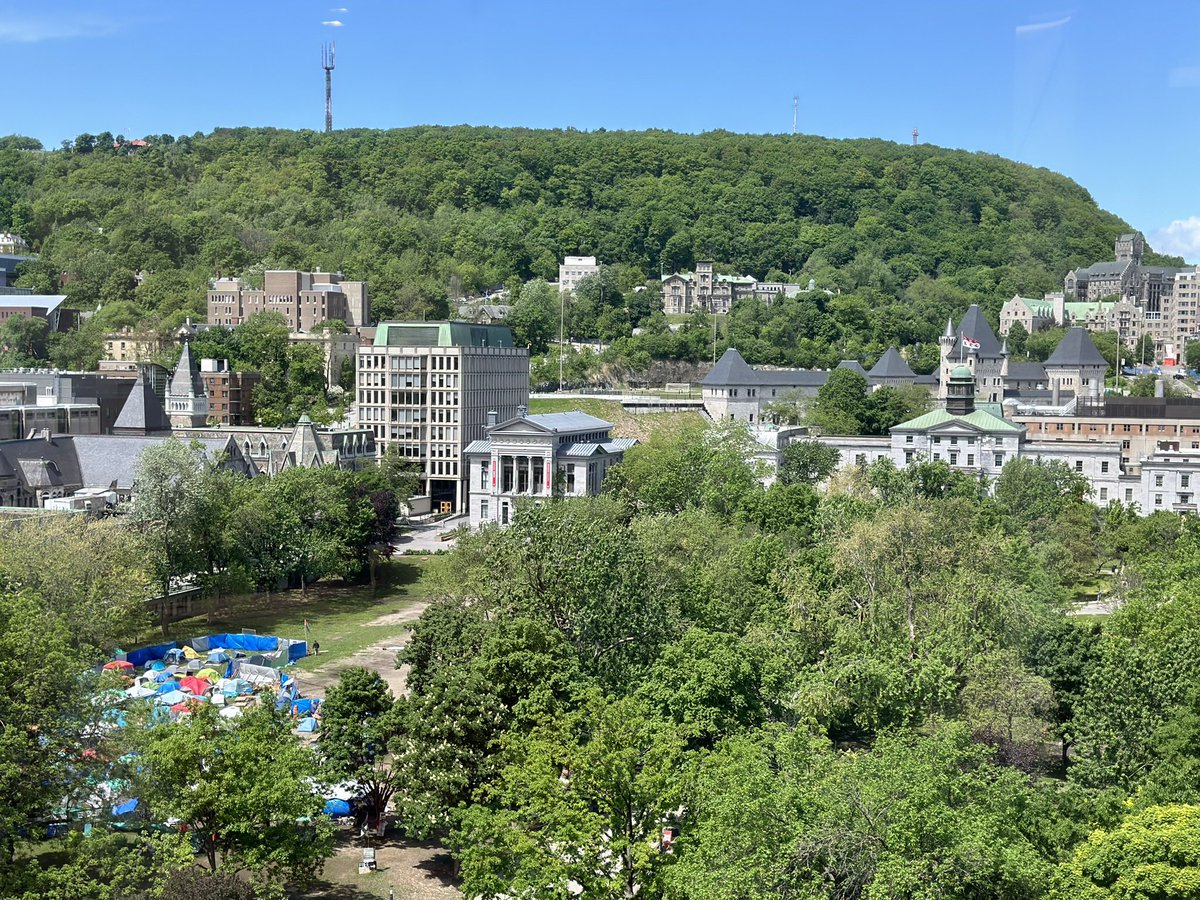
[300,601,429,699]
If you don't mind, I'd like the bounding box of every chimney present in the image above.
[487,409,497,428]
[1051,378,1060,406]
[517,405,527,419]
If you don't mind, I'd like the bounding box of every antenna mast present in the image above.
[322,42,336,133]
[792,95,798,134]
[912,126,919,146]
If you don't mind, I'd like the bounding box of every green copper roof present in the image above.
[891,408,1023,434]
[950,365,973,379]
[373,322,515,348]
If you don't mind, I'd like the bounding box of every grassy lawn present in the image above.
[528,397,706,442]
[130,557,441,673]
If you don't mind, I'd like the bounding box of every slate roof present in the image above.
[1046,327,1108,368]
[113,372,172,434]
[868,347,916,379]
[836,360,869,378]
[950,305,1003,357]
[1006,362,1048,381]
[755,370,827,387]
[703,348,760,386]
[72,435,232,491]
[169,342,204,399]
[1077,261,1130,278]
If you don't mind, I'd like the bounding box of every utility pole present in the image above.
[322,42,336,133]
[792,95,798,135]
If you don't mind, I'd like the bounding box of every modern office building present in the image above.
[206,270,369,331]
[355,322,529,512]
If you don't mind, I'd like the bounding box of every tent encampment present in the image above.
[297,716,318,733]
[322,798,351,816]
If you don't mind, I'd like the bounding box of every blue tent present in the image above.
[297,716,318,733]
[155,681,179,694]
[206,650,231,663]
[149,661,166,672]
[112,798,138,816]
[292,698,319,716]
[163,648,187,664]
[157,690,187,706]
[322,798,351,816]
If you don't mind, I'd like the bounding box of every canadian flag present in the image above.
[963,337,981,350]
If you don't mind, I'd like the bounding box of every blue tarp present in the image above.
[163,648,187,664]
[292,698,318,717]
[297,716,318,733]
[288,641,308,663]
[112,798,138,816]
[206,651,231,663]
[322,798,351,816]
[207,634,279,653]
[125,642,177,668]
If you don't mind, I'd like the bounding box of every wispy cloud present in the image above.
[0,14,120,43]
[322,19,344,27]
[331,7,348,11]
[1152,217,1200,263]
[1169,66,1200,88]
[1016,16,1071,36]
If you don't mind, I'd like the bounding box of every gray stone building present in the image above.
[463,410,634,526]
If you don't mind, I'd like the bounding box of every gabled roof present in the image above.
[755,369,827,387]
[523,412,612,433]
[113,372,172,434]
[868,347,916,379]
[1046,327,1108,368]
[836,360,869,378]
[703,348,759,386]
[950,305,1003,357]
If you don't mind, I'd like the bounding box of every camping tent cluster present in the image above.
[90,632,329,830]
[100,633,315,726]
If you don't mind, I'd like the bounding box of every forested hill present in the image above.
[0,126,1180,337]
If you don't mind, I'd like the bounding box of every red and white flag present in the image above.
[963,337,981,350]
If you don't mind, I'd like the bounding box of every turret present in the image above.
[939,317,956,360]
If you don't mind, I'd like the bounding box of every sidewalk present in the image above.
[394,515,467,554]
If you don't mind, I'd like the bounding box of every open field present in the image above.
[134,557,440,679]
[528,397,706,441]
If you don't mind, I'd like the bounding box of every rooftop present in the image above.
[373,321,515,349]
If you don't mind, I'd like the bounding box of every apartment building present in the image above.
[207,270,369,331]
[559,256,600,293]
[199,358,261,426]
[355,322,529,512]
[103,327,169,362]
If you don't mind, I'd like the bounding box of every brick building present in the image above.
[199,358,261,426]
[207,270,369,331]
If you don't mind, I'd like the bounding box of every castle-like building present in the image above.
[1000,234,1198,361]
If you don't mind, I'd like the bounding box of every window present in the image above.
[1155,494,1163,506]
[933,436,941,444]
[1184,475,1191,488]
[950,452,959,465]
[967,454,975,466]
[1125,488,1134,502]
[905,450,914,463]
[1122,440,1131,450]
[950,437,958,445]
[905,434,913,444]
[855,454,866,466]
[1100,487,1108,501]
[501,503,509,524]
[480,500,489,521]
[480,460,490,489]
[1075,460,1083,472]
[1101,461,1109,473]
[994,452,1003,467]
[1155,475,1164,487]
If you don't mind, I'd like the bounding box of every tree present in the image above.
[134,703,333,893]
[779,439,841,485]
[453,694,686,900]
[0,583,88,874]
[994,457,1089,533]
[1049,805,1200,900]
[807,367,869,435]
[863,383,931,434]
[961,649,1055,766]
[1186,339,1200,369]
[0,315,49,365]
[0,516,152,649]
[1132,332,1157,367]
[318,667,401,831]
[1007,321,1029,357]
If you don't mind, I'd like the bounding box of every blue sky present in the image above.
[5,1,1200,261]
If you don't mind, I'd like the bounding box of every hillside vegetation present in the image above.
[0,127,1181,372]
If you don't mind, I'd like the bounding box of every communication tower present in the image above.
[322,43,336,133]
[792,96,798,134]
[912,126,919,146]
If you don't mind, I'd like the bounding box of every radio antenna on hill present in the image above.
[912,126,919,146]
[792,96,798,134]
[322,42,336,133]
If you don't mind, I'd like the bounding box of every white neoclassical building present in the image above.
[463,410,635,526]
